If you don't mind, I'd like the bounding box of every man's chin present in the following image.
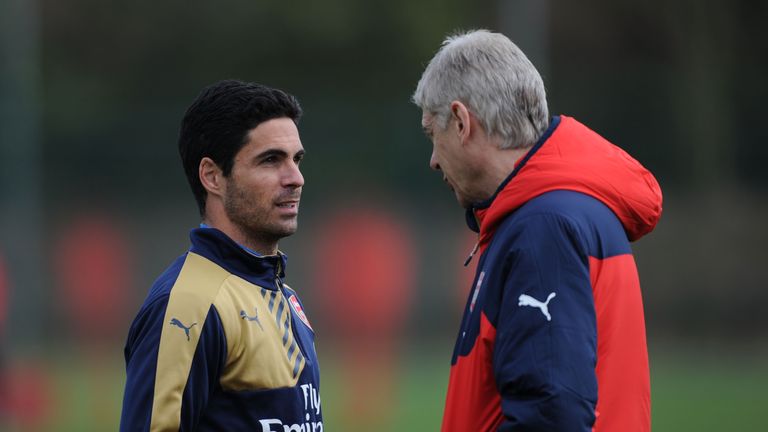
[455,193,472,209]
[273,221,299,238]
[240,221,298,244]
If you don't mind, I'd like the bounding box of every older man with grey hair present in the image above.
[414,29,661,431]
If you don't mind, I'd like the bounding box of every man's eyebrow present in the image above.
[255,148,288,160]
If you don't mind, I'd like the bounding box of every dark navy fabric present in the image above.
[121,228,321,431]
[453,191,634,430]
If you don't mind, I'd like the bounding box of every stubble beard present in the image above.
[224,181,299,248]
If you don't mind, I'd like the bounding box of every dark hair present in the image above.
[178,79,303,216]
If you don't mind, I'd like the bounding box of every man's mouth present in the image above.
[443,177,455,192]
[276,200,299,209]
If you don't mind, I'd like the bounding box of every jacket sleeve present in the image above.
[120,295,227,431]
[493,213,597,431]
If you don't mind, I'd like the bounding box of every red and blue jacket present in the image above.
[441,115,662,431]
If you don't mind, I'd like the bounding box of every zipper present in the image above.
[464,241,479,267]
[464,209,481,266]
[274,258,310,363]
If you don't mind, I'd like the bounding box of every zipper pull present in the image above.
[464,242,479,267]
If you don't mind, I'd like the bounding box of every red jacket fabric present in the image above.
[441,115,662,431]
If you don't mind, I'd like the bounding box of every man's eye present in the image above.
[263,156,278,164]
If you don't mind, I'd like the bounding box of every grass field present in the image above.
[320,346,768,431]
[650,350,768,431]
[5,344,767,431]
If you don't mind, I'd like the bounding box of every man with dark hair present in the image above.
[121,80,322,431]
[414,30,662,431]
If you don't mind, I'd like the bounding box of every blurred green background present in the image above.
[1,0,767,430]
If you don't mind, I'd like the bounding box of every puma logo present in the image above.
[518,292,557,321]
[169,318,197,341]
[240,308,264,331]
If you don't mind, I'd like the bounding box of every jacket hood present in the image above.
[469,115,662,250]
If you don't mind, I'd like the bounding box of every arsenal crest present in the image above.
[288,295,313,331]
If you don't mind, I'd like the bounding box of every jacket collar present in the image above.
[189,227,287,290]
[465,114,662,253]
[465,116,562,233]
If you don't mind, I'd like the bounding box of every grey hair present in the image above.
[412,29,549,149]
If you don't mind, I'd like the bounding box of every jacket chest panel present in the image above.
[214,278,307,391]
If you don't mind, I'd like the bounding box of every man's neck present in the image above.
[201,219,278,256]
[479,147,530,200]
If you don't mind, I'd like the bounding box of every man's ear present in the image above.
[450,101,472,143]
[199,157,225,198]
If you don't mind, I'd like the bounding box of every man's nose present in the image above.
[429,151,441,171]
[284,162,304,188]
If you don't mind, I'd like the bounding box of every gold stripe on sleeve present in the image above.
[149,252,229,431]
